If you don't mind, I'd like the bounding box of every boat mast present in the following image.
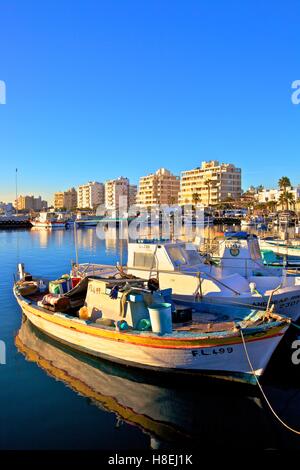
[15,168,18,215]
[74,220,79,267]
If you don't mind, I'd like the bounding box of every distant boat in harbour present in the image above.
[30,212,66,229]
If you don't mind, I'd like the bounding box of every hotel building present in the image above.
[136,168,180,207]
[105,177,136,212]
[54,187,77,210]
[15,195,48,212]
[257,186,300,204]
[77,181,105,209]
[178,160,242,206]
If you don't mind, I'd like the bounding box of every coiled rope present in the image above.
[240,328,300,435]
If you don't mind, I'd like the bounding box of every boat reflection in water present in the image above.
[16,318,281,450]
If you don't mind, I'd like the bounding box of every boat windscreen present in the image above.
[184,248,202,265]
[166,245,188,266]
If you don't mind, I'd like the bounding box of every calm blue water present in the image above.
[1,227,300,450]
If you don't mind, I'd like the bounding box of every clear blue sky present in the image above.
[0,0,299,203]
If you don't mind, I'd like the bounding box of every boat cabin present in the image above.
[127,239,203,277]
[83,277,170,328]
[212,232,281,277]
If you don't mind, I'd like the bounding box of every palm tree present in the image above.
[278,176,291,192]
[278,193,287,210]
[267,200,277,213]
[192,192,200,207]
[286,193,296,210]
[278,177,292,210]
[204,179,212,207]
[278,191,295,211]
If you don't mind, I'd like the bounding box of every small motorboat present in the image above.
[14,263,290,384]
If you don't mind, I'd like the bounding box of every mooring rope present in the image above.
[291,322,300,331]
[239,328,300,435]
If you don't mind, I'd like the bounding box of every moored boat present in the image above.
[13,265,290,384]
[16,318,278,447]
[75,238,300,320]
[259,237,300,259]
[30,212,66,229]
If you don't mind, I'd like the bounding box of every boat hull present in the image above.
[76,221,98,227]
[15,293,288,385]
[31,221,66,229]
[260,240,300,259]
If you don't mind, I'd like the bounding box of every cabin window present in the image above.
[133,252,157,269]
[167,246,187,265]
[184,248,201,265]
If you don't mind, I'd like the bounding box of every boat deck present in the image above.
[22,288,271,337]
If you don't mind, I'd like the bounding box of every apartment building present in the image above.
[136,168,180,207]
[257,186,300,203]
[105,177,132,211]
[129,184,137,206]
[77,181,105,209]
[54,187,77,210]
[15,195,48,211]
[178,160,242,206]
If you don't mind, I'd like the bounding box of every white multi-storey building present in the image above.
[77,182,105,209]
[257,186,300,204]
[105,177,131,212]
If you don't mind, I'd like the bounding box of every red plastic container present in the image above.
[71,277,81,289]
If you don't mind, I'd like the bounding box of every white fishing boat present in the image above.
[204,232,285,277]
[13,265,290,384]
[208,231,300,271]
[75,238,300,320]
[30,212,66,229]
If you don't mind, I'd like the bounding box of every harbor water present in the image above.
[1,226,300,450]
